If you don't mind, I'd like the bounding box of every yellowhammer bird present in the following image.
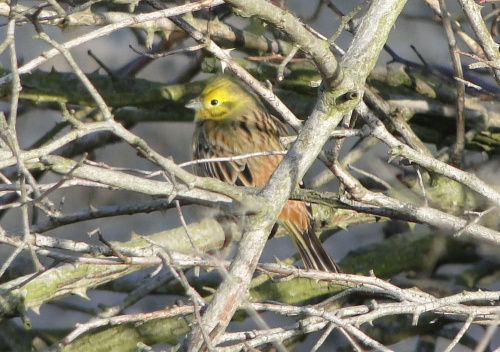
[186,76,340,272]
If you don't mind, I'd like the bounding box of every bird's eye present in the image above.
[210,99,219,106]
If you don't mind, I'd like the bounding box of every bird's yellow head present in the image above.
[185,76,257,121]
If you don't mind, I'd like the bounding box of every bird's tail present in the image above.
[281,220,341,273]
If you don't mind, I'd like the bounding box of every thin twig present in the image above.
[276,46,298,81]
[46,0,66,16]
[456,0,500,85]
[311,323,336,352]
[36,32,113,121]
[96,231,130,263]
[439,0,465,166]
[415,167,429,207]
[443,314,475,352]
[129,43,205,59]
[474,317,499,352]
[143,237,215,351]
[347,164,392,190]
[0,240,26,278]
[87,50,120,81]
[31,153,88,205]
[457,50,500,70]
[59,305,195,346]
[31,198,177,233]
[338,327,364,352]
[99,271,174,318]
[179,151,287,168]
[175,200,200,254]
[328,0,371,43]
[455,206,498,238]
[3,3,43,271]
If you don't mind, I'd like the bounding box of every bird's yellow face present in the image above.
[185,77,254,121]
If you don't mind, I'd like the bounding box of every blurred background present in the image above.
[0,0,499,351]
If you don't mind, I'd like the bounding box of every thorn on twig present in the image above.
[30,305,41,315]
[72,288,90,300]
[220,47,235,73]
[412,311,422,326]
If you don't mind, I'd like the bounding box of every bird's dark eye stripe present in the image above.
[210,99,218,106]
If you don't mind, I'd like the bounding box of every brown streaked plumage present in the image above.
[187,76,340,272]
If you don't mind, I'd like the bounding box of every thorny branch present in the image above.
[0,0,499,351]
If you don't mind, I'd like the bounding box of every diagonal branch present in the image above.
[185,0,408,350]
[457,0,500,85]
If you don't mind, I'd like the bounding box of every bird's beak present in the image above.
[185,98,202,110]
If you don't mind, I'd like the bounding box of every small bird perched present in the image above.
[186,76,340,273]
